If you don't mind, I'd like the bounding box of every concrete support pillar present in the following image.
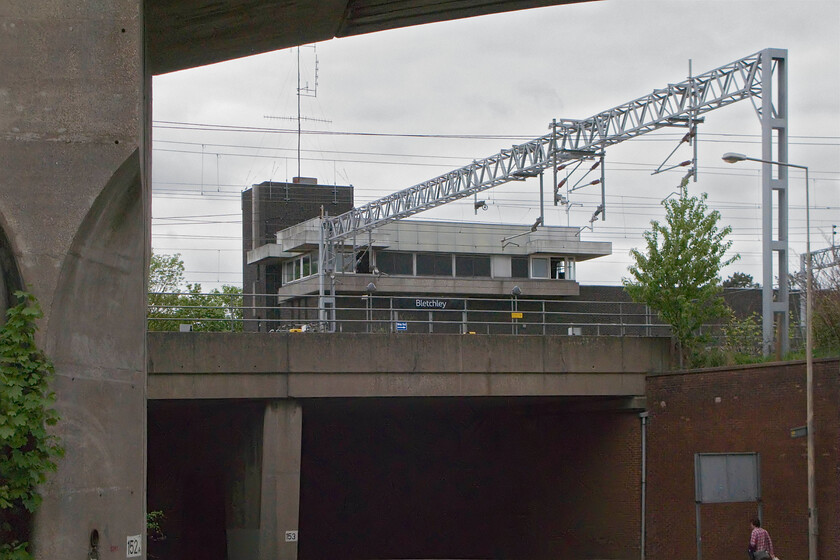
[259,400,303,560]
[1,1,147,558]
[225,406,265,560]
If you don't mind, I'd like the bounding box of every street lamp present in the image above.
[365,282,376,333]
[722,152,816,560]
[511,286,522,335]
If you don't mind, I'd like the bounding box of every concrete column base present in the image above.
[259,400,302,560]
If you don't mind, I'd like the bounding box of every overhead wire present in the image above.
[153,120,840,143]
[151,122,839,284]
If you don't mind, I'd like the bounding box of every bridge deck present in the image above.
[147,332,671,400]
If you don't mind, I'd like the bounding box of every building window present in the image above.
[531,257,549,278]
[531,256,575,280]
[376,251,413,275]
[282,253,318,283]
[335,251,355,273]
[356,249,370,274]
[302,255,318,278]
[416,253,453,276]
[511,257,529,278]
[456,255,491,277]
[551,257,565,279]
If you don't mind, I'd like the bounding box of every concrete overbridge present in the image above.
[148,332,670,559]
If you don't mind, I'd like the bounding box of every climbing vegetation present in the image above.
[0,292,63,560]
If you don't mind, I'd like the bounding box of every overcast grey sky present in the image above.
[151,0,840,290]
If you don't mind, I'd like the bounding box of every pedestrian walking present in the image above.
[748,517,775,560]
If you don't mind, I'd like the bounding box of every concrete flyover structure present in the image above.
[148,332,667,400]
[147,332,670,559]
[1,1,596,557]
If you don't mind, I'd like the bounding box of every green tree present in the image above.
[722,271,759,288]
[792,249,840,355]
[148,253,243,332]
[147,253,187,331]
[623,179,739,367]
[0,292,64,559]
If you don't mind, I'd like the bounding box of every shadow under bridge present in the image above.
[147,333,671,560]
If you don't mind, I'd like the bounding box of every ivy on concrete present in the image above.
[0,292,63,559]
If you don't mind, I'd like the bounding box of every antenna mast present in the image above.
[265,44,330,179]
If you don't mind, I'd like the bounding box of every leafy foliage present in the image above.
[147,509,167,559]
[148,253,243,332]
[0,292,63,559]
[147,509,166,543]
[722,312,765,362]
[723,272,759,288]
[149,252,185,293]
[812,254,840,354]
[623,179,739,367]
[0,541,30,560]
[813,288,840,352]
[792,247,840,355]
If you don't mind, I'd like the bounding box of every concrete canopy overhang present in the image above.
[146,0,597,75]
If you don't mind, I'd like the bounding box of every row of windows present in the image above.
[377,251,575,280]
[377,251,492,278]
[281,251,576,284]
[282,254,318,283]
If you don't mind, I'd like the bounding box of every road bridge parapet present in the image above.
[148,332,672,400]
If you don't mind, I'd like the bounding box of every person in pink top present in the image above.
[748,517,775,560]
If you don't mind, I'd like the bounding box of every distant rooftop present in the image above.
[271,217,611,260]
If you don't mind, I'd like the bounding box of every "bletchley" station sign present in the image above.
[394,297,465,311]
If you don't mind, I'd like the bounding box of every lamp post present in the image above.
[511,285,521,335]
[722,152,816,560]
[365,282,376,333]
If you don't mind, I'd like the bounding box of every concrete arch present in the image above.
[34,148,147,558]
[46,148,145,364]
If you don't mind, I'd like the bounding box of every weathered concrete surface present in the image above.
[148,332,671,374]
[0,2,147,557]
[147,333,670,400]
[150,370,650,400]
[258,401,302,560]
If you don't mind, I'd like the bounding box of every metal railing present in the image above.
[147,292,808,364]
[148,292,674,336]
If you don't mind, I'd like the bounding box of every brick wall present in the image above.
[645,358,839,560]
[241,181,354,330]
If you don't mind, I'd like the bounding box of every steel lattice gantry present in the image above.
[804,245,840,273]
[319,48,788,352]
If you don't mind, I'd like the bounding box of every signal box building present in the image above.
[248,211,613,333]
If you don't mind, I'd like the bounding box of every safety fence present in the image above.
[148,292,676,337]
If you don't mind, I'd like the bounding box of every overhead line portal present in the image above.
[319,48,788,354]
